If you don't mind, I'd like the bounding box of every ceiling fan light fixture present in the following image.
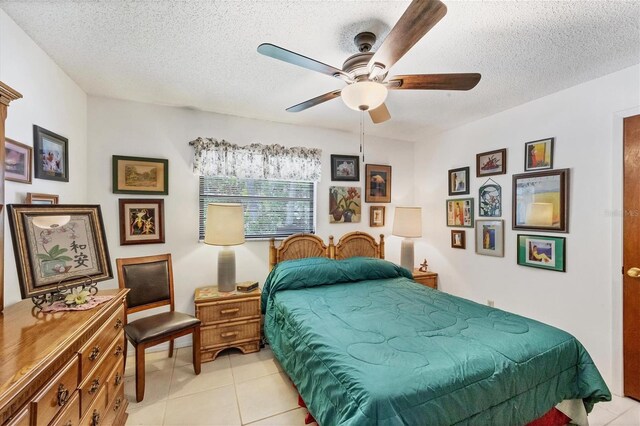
[341,81,388,111]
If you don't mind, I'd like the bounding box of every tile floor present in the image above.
[125,346,640,426]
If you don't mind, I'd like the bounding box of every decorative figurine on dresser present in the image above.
[194,285,261,362]
[1,204,129,425]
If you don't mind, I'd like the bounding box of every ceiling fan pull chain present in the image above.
[360,110,365,163]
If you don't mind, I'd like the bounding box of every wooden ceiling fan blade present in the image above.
[286,90,342,112]
[388,73,481,90]
[258,43,350,81]
[369,103,391,124]
[368,0,447,77]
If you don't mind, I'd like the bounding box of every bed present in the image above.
[263,232,610,425]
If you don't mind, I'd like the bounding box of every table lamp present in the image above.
[204,203,245,292]
[392,207,422,270]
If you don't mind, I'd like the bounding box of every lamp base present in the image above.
[218,248,236,292]
[400,238,414,271]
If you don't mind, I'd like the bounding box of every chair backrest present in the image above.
[116,253,174,314]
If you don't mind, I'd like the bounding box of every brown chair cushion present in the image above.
[124,312,200,344]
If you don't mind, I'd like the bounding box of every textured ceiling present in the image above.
[1,1,639,142]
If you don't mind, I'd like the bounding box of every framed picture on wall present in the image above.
[112,155,169,195]
[365,164,391,203]
[476,148,506,177]
[451,230,466,249]
[25,192,59,204]
[6,204,112,299]
[330,186,361,223]
[5,138,32,183]
[33,125,69,182]
[517,234,566,272]
[119,199,165,245]
[475,219,504,257]
[448,167,470,195]
[512,169,569,232]
[524,138,554,171]
[370,206,385,227]
[479,182,501,217]
[331,154,360,181]
[446,198,474,228]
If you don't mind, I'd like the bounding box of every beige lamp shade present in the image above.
[392,207,422,238]
[32,215,71,229]
[526,202,553,226]
[204,203,245,246]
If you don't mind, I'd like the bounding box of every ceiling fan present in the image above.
[257,0,481,124]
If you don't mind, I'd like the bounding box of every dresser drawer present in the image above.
[79,386,106,426]
[50,391,80,426]
[105,358,125,406]
[102,384,125,426]
[202,318,261,347]
[79,333,125,416]
[79,306,124,379]
[5,405,29,426]
[197,298,260,324]
[30,356,79,426]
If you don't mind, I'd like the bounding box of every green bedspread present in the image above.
[262,257,611,426]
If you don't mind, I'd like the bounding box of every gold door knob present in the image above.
[627,267,640,278]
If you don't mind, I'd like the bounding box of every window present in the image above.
[199,176,315,240]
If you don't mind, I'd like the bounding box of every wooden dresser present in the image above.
[412,269,438,290]
[194,286,261,362]
[0,289,129,426]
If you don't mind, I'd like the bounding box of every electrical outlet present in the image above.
[487,300,495,307]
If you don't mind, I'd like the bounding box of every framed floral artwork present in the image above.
[475,219,505,257]
[5,138,32,183]
[476,148,506,177]
[446,198,474,228]
[370,206,385,227]
[517,234,566,272]
[112,155,168,195]
[331,154,359,181]
[451,230,466,249]
[33,125,69,182]
[119,199,165,245]
[7,204,112,299]
[512,169,569,232]
[329,186,361,223]
[479,182,501,217]
[25,192,59,204]
[524,138,554,171]
[365,164,391,203]
[448,166,470,195]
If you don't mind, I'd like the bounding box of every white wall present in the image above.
[0,9,88,306]
[87,96,415,320]
[414,64,640,390]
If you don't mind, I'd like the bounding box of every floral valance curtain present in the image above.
[189,137,322,182]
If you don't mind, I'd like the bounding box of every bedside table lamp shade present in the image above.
[204,203,245,292]
[392,207,422,270]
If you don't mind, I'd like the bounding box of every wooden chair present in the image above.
[116,253,201,402]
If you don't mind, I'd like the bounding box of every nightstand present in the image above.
[412,269,438,289]
[194,286,261,362]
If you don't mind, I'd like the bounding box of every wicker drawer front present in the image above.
[30,356,79,426]
[198,299,260,324]
[202,319,261,347]
[79,333,124,416]
[50,391,80,426]
[79,306,124,379]
[79,386,106,426]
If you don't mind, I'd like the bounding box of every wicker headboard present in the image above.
[269,232,385,270]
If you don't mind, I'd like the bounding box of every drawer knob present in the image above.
[114,397,122,411]
[88,378,101,394]
[91,409,100,426]
[114,373,122,386]
[221,308,240,315]
[89,346,101,361]
[114,318,123,329]
[64,421,72,426]
[56,383,70,406]
[114,345,123,357]
[221,331,238,338]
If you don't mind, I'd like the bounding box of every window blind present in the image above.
[199,176,315,240]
